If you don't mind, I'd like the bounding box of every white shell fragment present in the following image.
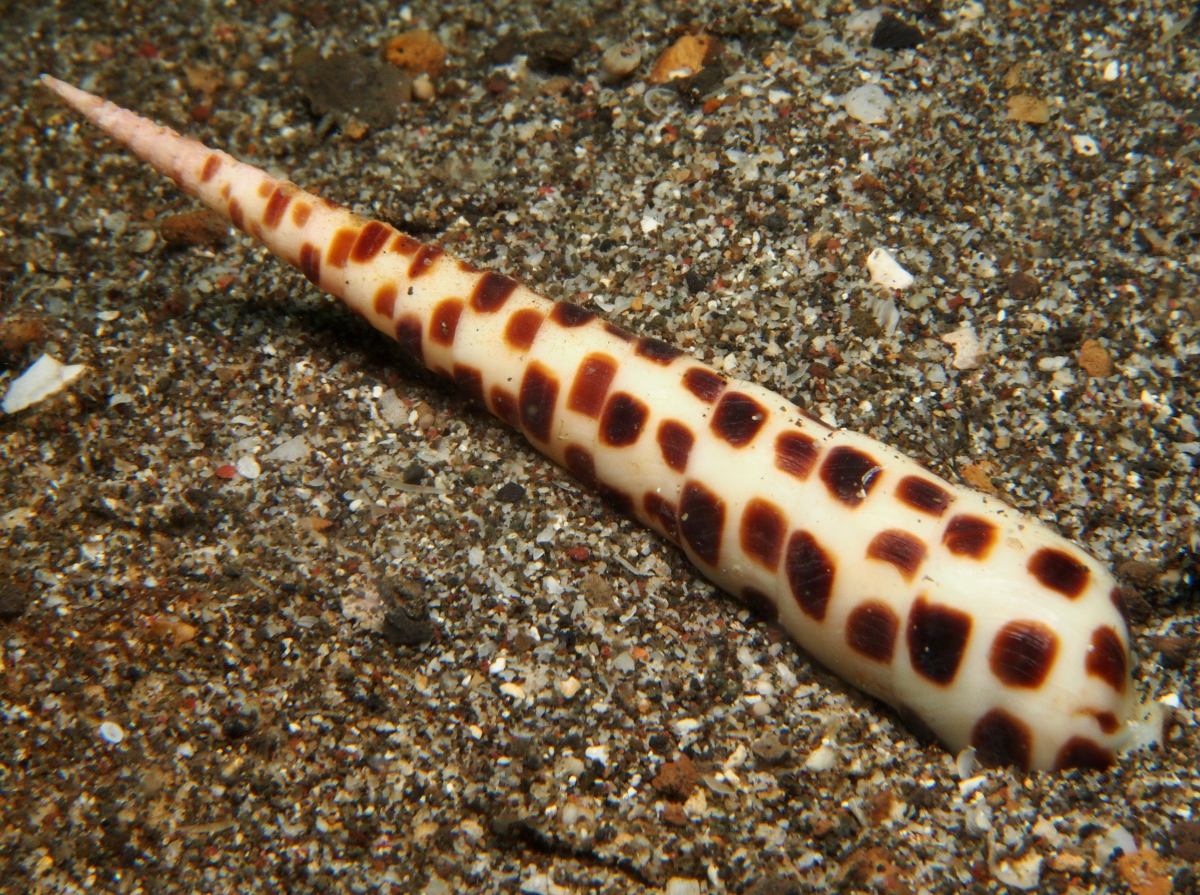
[941,324,985,370]
[1,353,87,413]
[866,247,915,290]
[1070,134,1100,156]
[98,721,125,744]
[841,84,891,124]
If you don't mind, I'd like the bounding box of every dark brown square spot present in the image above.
[819,446,882,507]
[470,271,518,313]
[846,600,898,664]
[785,531,835,621]
[567,354,618,419]
[739,499,786,571]
[656,420,694,473]
[989,620,1059,689]
[775,431,820,480]
[971,708,1032,771]
[1028,547,1090,598]
[895,475,952,517]
[942,514,996,560]
[635,337,684,366]
[682,367,726,403]
[518,363,559,444]
[600,392,649,447]
[907,597,971,686]
[679,481,725,566]
[865,530,926,581]
[711,391,768,447]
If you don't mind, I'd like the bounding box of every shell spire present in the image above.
[41,75,1150,771]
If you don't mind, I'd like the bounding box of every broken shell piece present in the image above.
[600,42,642,84]
[2,353,87,413]
[941,323,985,370]
[648,33,717,85]
[866,247,914,290]
[841,84,891,124]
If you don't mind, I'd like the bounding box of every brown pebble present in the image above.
[1007,270,1041,301]
[1114,849,1172,895]
[1151,635,1195,670]
[961,461,999,494]
[1117,559,1159,586]
[1006,95,1051,124]
[383,29,446,78]
[661,803,688,826]
[652,754,697,801]
[649,33,719,85]
[159,210,230,248]
[1078,339,1113,377]
[0,316,48,362]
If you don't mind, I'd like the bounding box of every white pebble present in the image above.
[558,676,581,698]
[664,880,701,895]
[1102,60,1120,81]
[132,229,158,253]
[1095,825,1136,865]
[600,43,642,83]
[584,744,609,765]
[866,247,914,290]
[265,434,309,462]
[235,456,261,478]
[499,682,526,700]
[803,742,838,771]
[941,324,985,370]
[1071,134,1100,156]
[2,354,88,414]
[841,84,891,124]
[98,721,124,744]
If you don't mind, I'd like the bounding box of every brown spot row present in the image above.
[775,431,820,480]
[866,530,926,581]
[657,420,694,472]
[711,392,768,448]
[263,184,291,229]
[682,367,726,403]
[471,271,518,313]
[740,498,785,571]
[298,242,321,285]
[291,202,312,228]
[257,181,272,198]
[505,309,544,351]
[907,597,971,686]
[395,315,423,365]
[972,708,1032,770]
[409,244,444,278]
[989,620,1058,688]
[200,154,221,183]
[352,221,392,263]
[596,483,635,517]
[327,227,356,268]
[490,386,519,428]
[392,233,421,255]
[740,587,779,623]
[604,322,637,343]
[1054,737,1114,771]
[820,446,882,507]
[679,481,725,566]
[846,600,898,663]
[643,491,678,540]
[430,299,463,347]
[1029,547,1090,598]
[453,365,485,406]
[895,475,952,517]
[785,531,835,621]
[550,302,595,327]
[228,198,245,232]
[518,363,559,444]
[564,444,598,490]
[635,336,684,366]
[567,353,617,419]
[1085,626,1127,692]
[373,283,398,318]
[942,514,996,560]
[600,392,649,447]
